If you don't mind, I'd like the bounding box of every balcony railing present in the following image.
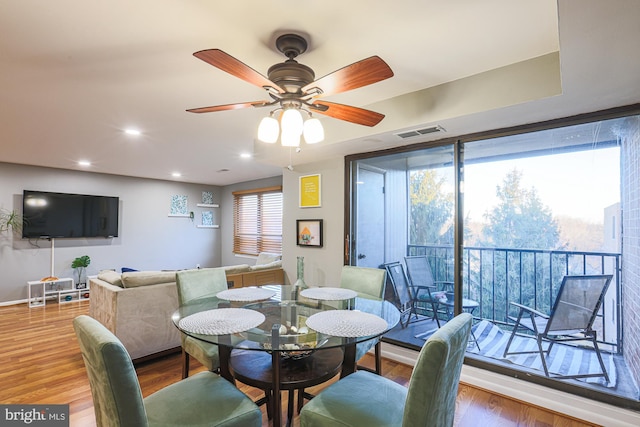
[407,244,622,354]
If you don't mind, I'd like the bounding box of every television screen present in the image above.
[22,190,119,238]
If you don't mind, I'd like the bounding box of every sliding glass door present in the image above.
[346,111,640,410]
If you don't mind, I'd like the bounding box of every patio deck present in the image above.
[381,314,639,401]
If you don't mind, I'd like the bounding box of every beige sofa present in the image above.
[89,270,181,362]
[89,255,284,362]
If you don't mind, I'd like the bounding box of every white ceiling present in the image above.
[1,0,639,186]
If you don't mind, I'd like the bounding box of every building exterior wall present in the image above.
[621,116,640,387]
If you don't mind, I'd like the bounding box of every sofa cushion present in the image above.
[98,270,123,287]
[223,264,251,274]
[250,260,282,271]
[255,252,282,265]
[121,271,176,288]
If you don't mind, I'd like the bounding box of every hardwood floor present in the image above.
[0,301,598,426]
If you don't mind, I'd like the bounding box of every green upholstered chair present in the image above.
[340,265,387,375]
[176,268,228,378]
[73,314,262,427]
[300,312,472,427]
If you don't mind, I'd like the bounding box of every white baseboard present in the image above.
[380,342,640,427]
[0,299,26,307]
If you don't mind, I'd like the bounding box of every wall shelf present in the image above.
[168,214,190,217]
[197,225,219,229]
[196,203,219,208]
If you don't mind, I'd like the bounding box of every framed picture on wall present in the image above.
[296,219,323,247]
[299,174,321,208]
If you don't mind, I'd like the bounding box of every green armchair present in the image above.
[176,268,228,378]
[73,315,261,427]
[300,312,472,427]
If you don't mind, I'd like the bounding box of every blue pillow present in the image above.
[121,267,139,273]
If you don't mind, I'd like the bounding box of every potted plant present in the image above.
[72,255,91,289]
[0,208,24,235]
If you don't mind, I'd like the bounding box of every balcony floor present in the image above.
[382,314,639,402]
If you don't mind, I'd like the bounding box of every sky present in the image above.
[462,147,620,224]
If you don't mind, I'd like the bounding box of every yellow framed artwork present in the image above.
[299,174,321,208]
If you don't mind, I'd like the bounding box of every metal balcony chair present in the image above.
[404,255,453,327]
[383,261,437,328]
[503,274,613,381]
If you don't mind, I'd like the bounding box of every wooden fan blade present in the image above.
[187,101,270,113]
[194,49,284,94]
[311,101,385,127]
[302,56,393,97]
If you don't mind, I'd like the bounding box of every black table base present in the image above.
[230,347,343,426]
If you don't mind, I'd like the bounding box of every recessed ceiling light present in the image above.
[240,153,252,159]
[172,172,182,178]
[78,160,91,167]
[125,128,141,136]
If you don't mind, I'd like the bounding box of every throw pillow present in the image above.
[121,271,176,288]
[97,270,123,287]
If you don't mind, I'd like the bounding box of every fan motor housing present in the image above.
[267,61,315,94]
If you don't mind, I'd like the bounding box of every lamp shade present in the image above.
[281,130,301,147]
[281,108,303,136]
[257,116,279,143]
[303,118,324,144]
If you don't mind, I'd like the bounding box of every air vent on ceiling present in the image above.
[395,125,445,139]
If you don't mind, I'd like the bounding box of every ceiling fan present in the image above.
[187,33,394,129]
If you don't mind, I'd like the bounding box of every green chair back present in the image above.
[403,312,472,426]
[74,315,262,427]
[340,265,387,369]
[176,267,228,304]
[73,315,149,427]
[299,313,472,427]
[340,265,386,300]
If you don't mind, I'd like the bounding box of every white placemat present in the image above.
[216,287,276,302]
[179,308,265,335]
[305,310,388,337]
[300,287,358,301]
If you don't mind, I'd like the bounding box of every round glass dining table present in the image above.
[172,284,400,427]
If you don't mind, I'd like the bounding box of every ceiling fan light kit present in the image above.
[257,114,280,143]
[303,116,324,144]
[281,129,301,147]
[187,32,394,147]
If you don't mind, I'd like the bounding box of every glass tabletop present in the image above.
[172,284,400,353]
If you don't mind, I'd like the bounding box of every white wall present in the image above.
[281,158,345,287]
[218,158,344,286]
[0,162,222,303]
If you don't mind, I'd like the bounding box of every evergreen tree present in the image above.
[409,169,454,245]
[478,169,564,320]
[481,169,562,250]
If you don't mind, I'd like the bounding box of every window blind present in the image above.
[233,186,283,256]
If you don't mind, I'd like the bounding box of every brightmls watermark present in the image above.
[1,405,69,426]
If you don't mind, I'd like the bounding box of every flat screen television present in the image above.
[22,190,119,239]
